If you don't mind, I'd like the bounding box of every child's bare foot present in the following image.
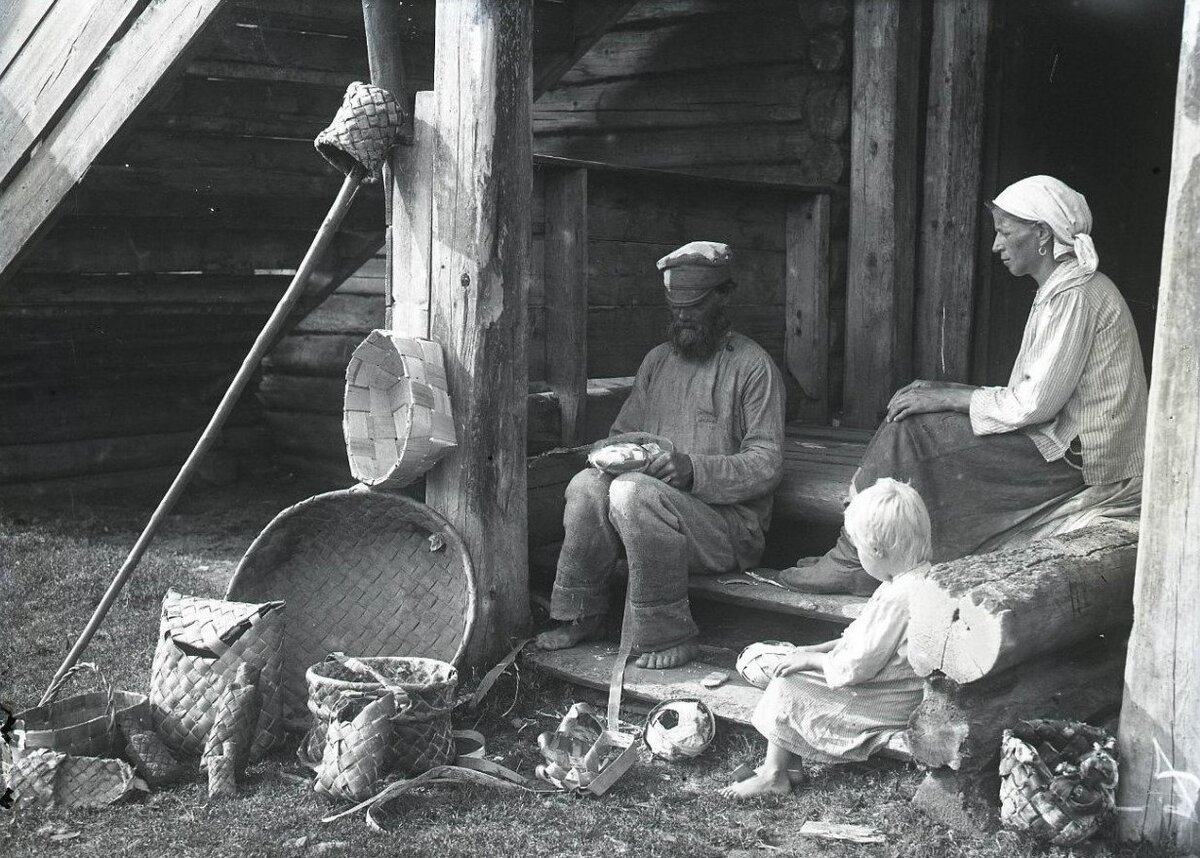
[634,640,699,669]
[720,766,793,799]
[535,614,605,650]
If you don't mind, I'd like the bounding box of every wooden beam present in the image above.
[0,0,144,188]
[0,0,56,76]
[907,524,1138,684]
[0,0,228,285]
[543,166,588,445]
[1118,0,1200,847]
[915,0,991,381]
[389,91,436,337]
[425,0,533,666]
[785,193,831,423]
[842,0,923,427]
[532,0,638,96]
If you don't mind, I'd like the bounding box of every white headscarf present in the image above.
[990,175,1099,275]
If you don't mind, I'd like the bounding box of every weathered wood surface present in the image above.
[915,0,992,382]
[786,194,831,422]
[907,523,1139,684]
[1118,2,1200,847]
[425,0,533,666]
[0,0,144,186]
[0,0,228,282]
[532,0,639,95]
[0,0,56,75]
[842,0,923,426]
[908,635,1126,772]
[389,91,436,336]
[543,167,590,445]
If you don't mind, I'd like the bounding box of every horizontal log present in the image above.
[907,635,1126,772]
[797,0,852,29]
[618,0,795,25]
[293,293,384,334]
[262,333,363,377]
[145,75,343,138]
[535,65,817,132]
[555,9,808,84]
[907,524,1139,683]
[588,241,784,307]
[586,170,788,251]
[535,124,846,187]
[0,427,260,485]
[0,465,179,502]
[99,130,339,177]
[1,273,291,307]
[808,27,848,72]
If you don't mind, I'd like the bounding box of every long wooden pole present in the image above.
[1117,0,1200,846]
[426,0,533,666]
[42,167,366,704]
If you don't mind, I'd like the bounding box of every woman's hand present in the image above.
[644,450,694,490]
[774,649,822,678]
[885,380,977,422]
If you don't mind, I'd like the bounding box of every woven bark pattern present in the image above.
[228,492,474,725]
[124,731,183,788]
[202,666,260,779]
[16,663,147,758]
[999,719,1118,846]
[314,694,397,802]
[344,332,456,488]
[149,590,285,758]
[305,657,457,776]
[9,748,141,809]
[314,81,403,176]
[207,747,237,798]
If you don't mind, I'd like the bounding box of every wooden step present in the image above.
[689,571,867,626]
[523,640,911,760]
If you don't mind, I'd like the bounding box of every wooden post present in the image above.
[544,167,589,445]
[1118,0,1200,847]
[842,0,923,427]
[915,0,991,381]
[785,193,831,423]
[390,91,436,338]
[426,0,533,665]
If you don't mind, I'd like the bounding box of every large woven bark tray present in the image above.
[225,489,475,728]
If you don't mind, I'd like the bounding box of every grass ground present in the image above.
[0,472,1179,858]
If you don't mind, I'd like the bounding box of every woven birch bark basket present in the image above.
[226,490,476,728]
[343,332,456,488]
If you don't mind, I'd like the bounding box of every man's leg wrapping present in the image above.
[549,469,621,621]
[606,473,736,654]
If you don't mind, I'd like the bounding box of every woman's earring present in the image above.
[1038,243,1048,257]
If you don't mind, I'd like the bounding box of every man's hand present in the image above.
[644,451,694,490]
[885,379,977,422]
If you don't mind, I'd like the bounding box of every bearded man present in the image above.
[535,241,786,670]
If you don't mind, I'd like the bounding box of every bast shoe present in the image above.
[778,557,879,597]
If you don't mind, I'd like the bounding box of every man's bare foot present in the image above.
[633,640,699,669]
[720,766,793,799]
[535,614,605,651]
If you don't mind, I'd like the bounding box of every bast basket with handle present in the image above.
[15,662,147,758]
[304,655,458,778]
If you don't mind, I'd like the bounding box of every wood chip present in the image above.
[798,821,886,844]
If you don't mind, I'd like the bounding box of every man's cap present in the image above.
[656,241,734,306]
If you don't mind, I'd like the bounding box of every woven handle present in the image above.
[41,661,117,734]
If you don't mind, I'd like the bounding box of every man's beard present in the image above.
[668,309,730,360]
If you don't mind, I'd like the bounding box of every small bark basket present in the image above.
[16,662,147,758]
[306,656,458,783]
[999,718,1119,846]
[343,332,456,488]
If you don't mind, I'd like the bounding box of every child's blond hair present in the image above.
[843,477,932,574]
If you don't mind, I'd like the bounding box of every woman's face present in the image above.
[990,210,1043,278]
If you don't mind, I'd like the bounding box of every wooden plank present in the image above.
[688,573,863,625]
[0,0,57,76]
[544,167,589,445]
[0,0,144,187]
[144,75,343,138]
[532,0,637,95]
[785,193,831,422]
[263,333,362,377]
[535,124,846,188]
[1118,1,1200,846]
[841,0,923,427]
[915,0,992,381]
[0,273,290,307]
[293,293,383,334]
[586,170,787,251]
[535,65,816,132]
[256,374,344,416]
[0,430,209,485]
[99,130,340,176]
[426,0,533,665]
[0,0,228,284]
[908,524,1138,684]
[389,91,435,336]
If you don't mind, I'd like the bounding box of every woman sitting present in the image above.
[784,175,1148,596]
[722,478,930,798]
